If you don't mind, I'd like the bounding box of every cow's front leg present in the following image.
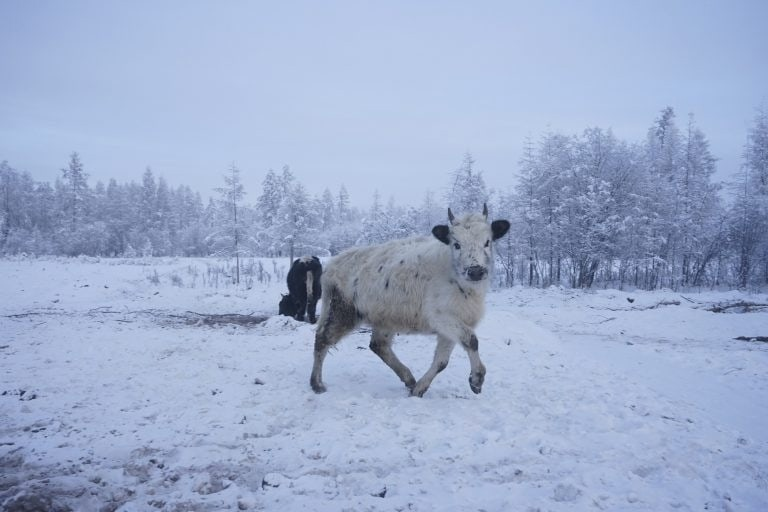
[461,333,486,394]
[411,334,456,397]
[294,297,307,322]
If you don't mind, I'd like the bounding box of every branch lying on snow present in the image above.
[598,300,680,312]
[182,312,269,326]
[640,300,681,310]
[707,302,768,314]
[733,336,768,343]
[3,309,64,318]
[3,308,271,327]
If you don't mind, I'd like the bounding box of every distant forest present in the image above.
[2,107,767,291]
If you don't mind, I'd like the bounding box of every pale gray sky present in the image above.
[1,0,766,207]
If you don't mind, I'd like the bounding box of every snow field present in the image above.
[1,258,766,511]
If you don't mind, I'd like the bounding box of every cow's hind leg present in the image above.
[369,330,416,392]
[411,334,456,397]
[307,293,319,324]
[310,287,358,393]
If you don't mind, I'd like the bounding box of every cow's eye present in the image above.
[453,242,461,250]
[484,240,490,248]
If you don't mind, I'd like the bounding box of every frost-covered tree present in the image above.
[513,137,545,286]
[446,152,488,214]
[337,185,351,223]
[730,106,768,288]
[139,167,156,231]
[319,188,336,231]
[209,163,249,283]
[0,161,38,253]
[359,190,387,245]
[677,115,723,286]
[60,152,90,231]
[256,169,282,230]
[274,181,322,260]
[643,107,685,287]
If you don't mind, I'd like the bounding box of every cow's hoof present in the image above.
[410,380,429,397]
[469,373,484,394]
[310,380,327,394]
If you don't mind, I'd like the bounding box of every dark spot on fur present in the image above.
[414,272,419,279]
[469,334,479,351]
[400,259,404,265]
[436,361,448,373]
[385,279,389,289]
[378,265,383,272]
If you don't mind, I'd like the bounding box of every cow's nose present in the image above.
[466,265,487,281]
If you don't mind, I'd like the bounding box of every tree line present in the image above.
[1,106,766,290]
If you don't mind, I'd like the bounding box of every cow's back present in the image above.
[322,236,456,332]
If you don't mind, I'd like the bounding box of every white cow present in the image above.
[310,204,510,397]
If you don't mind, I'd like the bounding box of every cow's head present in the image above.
[432,204,510,283]
[278,293,298,317]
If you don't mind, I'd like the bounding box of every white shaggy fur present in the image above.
[310,207,510,397]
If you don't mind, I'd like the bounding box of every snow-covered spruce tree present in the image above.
[445,152,488,215]
[256,169,282,231]
[417,190,442,236]
[0,161,42,254]
[512,136,545,286]
[153,176,173,255]
[255,165,320,258]
[642,107,688,289]
[324,184,359,255]
[567,128,642,288]
[677,114,725,287]
[139,167,156,233]
[60,152,90,231]
[490,189,517,287]
[273,178,323,261]
[536,132,572,287]
[358,190,387,246]
[729,106,768,289]
[337,184,352,223]
[130,167,173,256]
[170,185,206,256]
[101,178,129,256]
[57,152,100,255]
[319,188,336,232]
[30,181,57,253]
[208,163,251,284]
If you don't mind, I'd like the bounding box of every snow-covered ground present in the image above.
[1,257,767,511]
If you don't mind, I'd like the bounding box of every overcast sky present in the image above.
[1,0,766,208]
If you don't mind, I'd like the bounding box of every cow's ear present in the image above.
[432,225,450,245]
[491,220,510,240]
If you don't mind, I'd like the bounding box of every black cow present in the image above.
[279,256,322,323]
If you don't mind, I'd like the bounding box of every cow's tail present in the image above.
[306,270,314,304]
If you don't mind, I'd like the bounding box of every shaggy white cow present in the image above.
[310,204,510,397]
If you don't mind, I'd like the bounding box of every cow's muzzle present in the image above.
[466,265,487,282]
